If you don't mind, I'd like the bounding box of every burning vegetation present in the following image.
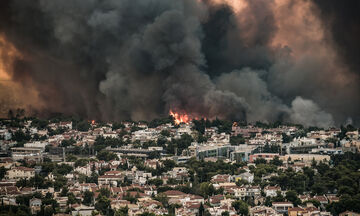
[169,110,190,125]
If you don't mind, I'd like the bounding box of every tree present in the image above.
[30,118,48,129]
[326,194,360,215]
[232,200,249,216]
[199,202,205,216]
[55,163,73,175]
[112,122,125,130]
[154,193,168,207]
[83,190,94,206]
[67,193,79,205]
[8,109,14,119]
[147,178,163,187]
[236,178,248,186]
[148,151,160,159]
[264,197,272,206]
[66,154,77,162]
[160,130,170,137]
[0,167,7,180]
[311,183,326,195]
[148,116,173,128]
[272,191,285,202]
[270,156,283,166]
[282,133,292,143]
[254,158,267,165]
[199,182,216,198]
[54,175,67,191]
[315,162,329,175]
[285,190,301,206]
[95,195,111,215]
[172,134,193,155]
[75,158,89,167]
[192,119,206,134]
[99,188,111,197]
[115,206,129,216]
[12,130,31,142]
[221,211,230,216]
[77,121,91,131]
[60,187,69,196]
[139,213,156,216]
[60,139,75,147]
[96,151,118,162]
[163,160,176,171]
[230,134,245,145]
[122,191,138,204]
[42,205,55,216]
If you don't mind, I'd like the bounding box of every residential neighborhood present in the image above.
[0,115,359,216]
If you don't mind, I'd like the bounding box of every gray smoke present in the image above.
[0,0,358,127]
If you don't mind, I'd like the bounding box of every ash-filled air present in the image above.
[0,0,359,127]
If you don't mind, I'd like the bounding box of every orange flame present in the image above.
[169,110,190,124]
[91,120,95,125]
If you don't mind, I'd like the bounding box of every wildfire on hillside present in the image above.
[169,110,190,124]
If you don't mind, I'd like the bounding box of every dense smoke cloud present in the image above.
[0,0,359,127]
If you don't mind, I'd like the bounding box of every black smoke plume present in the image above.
[0,0,359,127]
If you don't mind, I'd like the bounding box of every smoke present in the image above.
[289,97,334,128]
[0,0,358,127]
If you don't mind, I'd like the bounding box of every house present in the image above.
[71,205,95,216]
[163,190,187,199]
[299,194,311,203]
[6,166,35,179]
[288,207,306,216]
[110,199,132,210]
[326,195,339,203]
[250,206,281,216]
[60,122,72,130]
[56,197,69,209]
[29,198,42,214]
[272,202,294,214]
[98,171,124,187]
[247,186,261,197]
[79,183,97,192]
[0,186,20,196]
[249,153,279,163]
[264,186,281,197]
[177,202,202,215]
[103,132,118,138]
[235,172,254,183]
[211,174,231,184]
[313,195,328,206]
[11,147,43,162]
[0,157,15,169]
[346,131,359,139]
[75,165,92,176]
[209,194,224,207]
[339,211,360,216]
[232,186,247,199]
[28,196,43,207]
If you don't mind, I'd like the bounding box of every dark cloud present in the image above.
[0,0,358,127]
[313,0,360,73]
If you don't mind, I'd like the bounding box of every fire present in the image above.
[169,110,190,124]
[91,120,95,125]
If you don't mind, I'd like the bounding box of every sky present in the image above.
[0,0,359,127]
